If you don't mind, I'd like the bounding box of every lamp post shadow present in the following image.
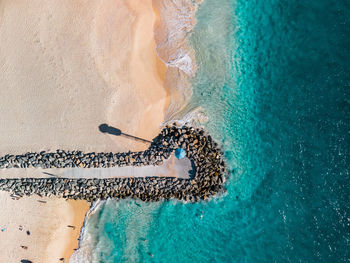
[98,124,152,144]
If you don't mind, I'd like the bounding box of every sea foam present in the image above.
[71,1,203,262]
[70,201,104,263]
[153,0,206,126]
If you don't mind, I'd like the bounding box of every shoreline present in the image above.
[70,201,103,262]
[70,2,204,260]
[60,200,91,263]
[153,0,202,124]
[0,125,227,261]
[0,0,203,262]
[0,193,90,263]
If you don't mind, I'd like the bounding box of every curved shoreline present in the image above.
[69,201,100,263]
[153,0,203,124]
[0,126,227,202]
[0,1,202,262]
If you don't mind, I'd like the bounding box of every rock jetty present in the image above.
[0,126,227,202]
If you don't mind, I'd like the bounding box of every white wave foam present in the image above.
[153,0,202,77]
[153,0,203,124]
[69,201,105,263]
[71,1,204,261]
[167,52,195,76]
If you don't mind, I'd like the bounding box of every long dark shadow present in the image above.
[42,172,59,177]
[98,124,152,144]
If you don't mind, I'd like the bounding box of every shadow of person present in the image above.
[98,123,152,144]
[98,124,122,136]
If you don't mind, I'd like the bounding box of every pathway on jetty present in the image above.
[0,156,192,179]
[0,126,227,202]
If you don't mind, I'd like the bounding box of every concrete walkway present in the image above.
[0,155,192,179]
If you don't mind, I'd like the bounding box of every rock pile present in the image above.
[0,149,166,169]
[0,126,227,202]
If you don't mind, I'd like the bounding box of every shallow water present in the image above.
[81,0,350,262]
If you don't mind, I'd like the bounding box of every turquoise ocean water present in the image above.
[84,0,350,262]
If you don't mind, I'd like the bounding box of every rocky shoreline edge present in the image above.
[0,126,227,202]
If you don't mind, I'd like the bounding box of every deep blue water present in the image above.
[85,0,350,262]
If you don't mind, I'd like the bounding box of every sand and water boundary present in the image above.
[0,0,205,262]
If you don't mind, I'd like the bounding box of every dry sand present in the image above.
[0,0,170,262]
[0,192,90,263]
[0,0,168,155]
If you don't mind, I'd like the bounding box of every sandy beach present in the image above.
[0,0,171,262]
[0,192,90,263]
[0,0,168,155]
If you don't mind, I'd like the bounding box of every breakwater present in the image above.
[0,126,227,202]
